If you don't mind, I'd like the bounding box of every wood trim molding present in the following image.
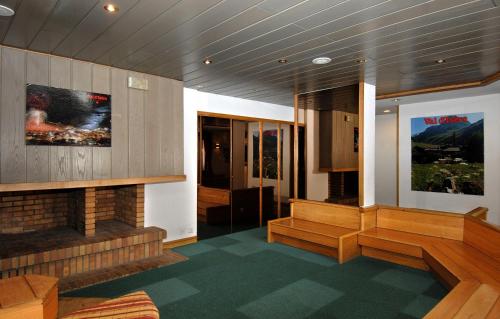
[163,236,198,249]
[0,175,186,192]
[277,123,282,218]
[293,94,299,198]
[259,121,263,227]
[376,71,500,100]
[197,111,305,126]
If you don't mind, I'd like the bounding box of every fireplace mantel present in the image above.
[0,175,186,192]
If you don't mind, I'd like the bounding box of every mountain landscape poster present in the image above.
[411,112,484,195]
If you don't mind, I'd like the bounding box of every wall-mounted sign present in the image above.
[25,84,111,147]
[411,112,484,195]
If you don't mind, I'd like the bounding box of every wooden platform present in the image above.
[269,200,500,318]
[356,206,500,319]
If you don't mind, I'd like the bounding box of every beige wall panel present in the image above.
[111,68,129,178]
[49,55,72,181]
[0,47,26,183]
[172,80,184,175]
[70,60,92,180]
[92,64,111,179]
[128,72,145,177]
[159,77,174,174]
[26,52,50,183]
[144,75,161,176]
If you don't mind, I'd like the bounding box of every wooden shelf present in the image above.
[0,175,186,192]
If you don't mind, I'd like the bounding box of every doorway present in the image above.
[197,114,305,240]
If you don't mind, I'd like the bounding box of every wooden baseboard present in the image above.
[163,236,198,249]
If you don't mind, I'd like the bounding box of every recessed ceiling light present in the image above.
[0,4,15,16]
[312,57,332,65]
[0,4,15,17]
[278,58,288,64]
[104,4,118,12]
[203,58,212,65]
[436,59,446,64]
[393,98,400,102]
[383,109,391,113]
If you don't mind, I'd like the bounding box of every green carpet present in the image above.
[63,227,448,318]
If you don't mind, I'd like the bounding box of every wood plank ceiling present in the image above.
[0,0,498,106]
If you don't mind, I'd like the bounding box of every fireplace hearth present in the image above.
[0,184,166,279]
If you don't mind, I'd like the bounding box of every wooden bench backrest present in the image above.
[464,212,500,263]
[198,186,230,205]
[376,206,464,241]
[291,200,360,230]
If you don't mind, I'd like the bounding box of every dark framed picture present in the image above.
[25,84,111,146]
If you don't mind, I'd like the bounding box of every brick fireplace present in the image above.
[0,184,166,279]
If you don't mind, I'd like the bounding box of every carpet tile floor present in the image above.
[63,227,448,318]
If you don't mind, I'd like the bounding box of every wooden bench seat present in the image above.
[356,206,500,319]
[268,200,367,263]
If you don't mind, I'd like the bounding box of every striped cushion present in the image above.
[61,291,159,319]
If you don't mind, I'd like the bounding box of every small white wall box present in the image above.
[128,76,148,90]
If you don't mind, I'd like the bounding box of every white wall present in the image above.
[144,89,296,241]
[360,82,376,207]
[399,93,500,225]
[375,113,398,206]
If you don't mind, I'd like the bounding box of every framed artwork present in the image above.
[252,129,283,179]
[411,112,484,195]
[25,84,111,146]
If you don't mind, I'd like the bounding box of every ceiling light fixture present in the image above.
[278,58,288,64]
[383,109,391,113]
[104,4,118,12]
[312,57,332,65]
[0,4,15,16]
[356,58,367,64]
[436,59,446,64]
[203,58,213,65]
[393,98,400,102]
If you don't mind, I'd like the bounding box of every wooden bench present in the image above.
[197,186,230,223]
[268,200,375,263]
[357,206,500,318]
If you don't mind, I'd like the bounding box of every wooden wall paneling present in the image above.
[91,64,111,179]
[110,68,128,178]
[70,60,93,180]
[26,52,50,183]
[49,56,72,181]
[231,120,246,190]
[159,77,174,174]
[144,75,161,176]
[0,47,26,183]
[128,71,145,177]
[172,80,184,175]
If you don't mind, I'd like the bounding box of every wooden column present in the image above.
[277,123,281,218]
[259,121,263,227]
[293,94,299,199]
